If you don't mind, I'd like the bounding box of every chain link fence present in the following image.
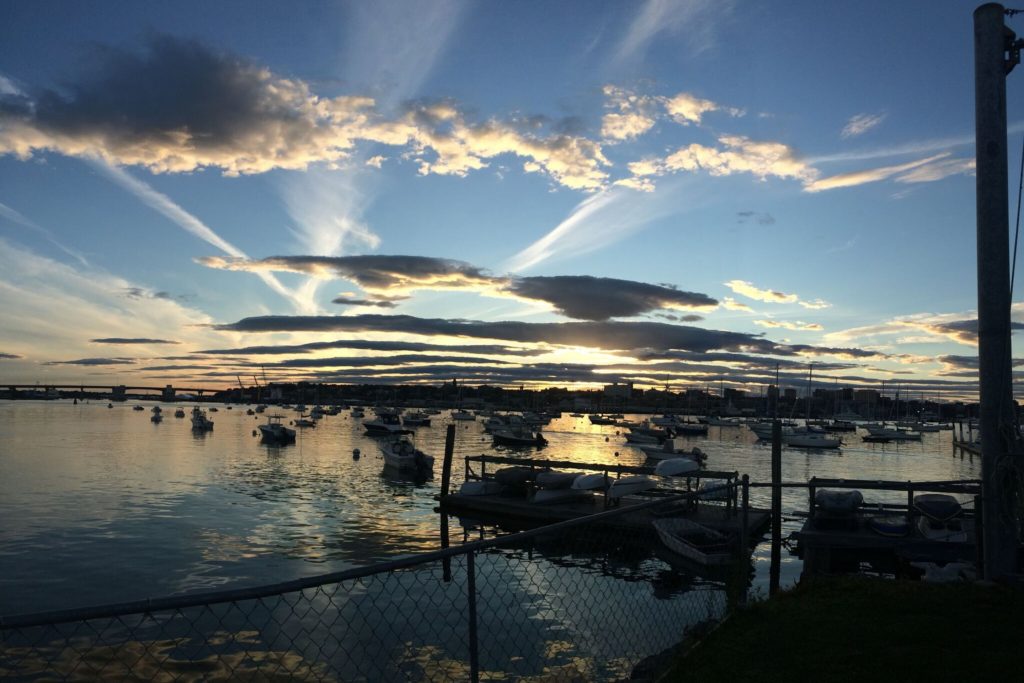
[1,492,748,681]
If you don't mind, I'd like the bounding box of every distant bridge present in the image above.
[3,384,224,400]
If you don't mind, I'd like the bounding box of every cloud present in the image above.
[664,92,743,126]
[197,339,544,357]
[505,275,717,320]
[600,86,658,142]
[0,352,22,359]
[721,297,754,312]
[0,200,90,266]
[754,319,823,331]
[331,296,400,308]
[612,0,734,64]
[91,338,180,345]
[798,299,831,310]
[736,210,775,225]
[0,36,611,192]
[841,113,887,138]
[43,357,136,366]
[895,157,975,184]
[724,280,798,304]
[199,254,494,295]
[213,313,797,356]
[804,153,951,193]
[654,313,704,322]
[665,135,815,182]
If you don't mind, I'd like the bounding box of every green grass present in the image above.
[663,577,1024,682]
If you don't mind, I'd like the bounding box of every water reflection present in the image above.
[0,401,979,614]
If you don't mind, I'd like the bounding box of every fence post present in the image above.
[467,550,480,683]
[770,419,782,596]
[440,424,456,498]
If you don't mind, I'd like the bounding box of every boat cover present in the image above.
[815,489,863,515]
[913,494,962,522]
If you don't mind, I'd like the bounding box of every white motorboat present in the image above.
[191,407,214,431]
[364,412,411,435]
[635,439,707,463]
[380,436,435,473]
[652,518,734,566]
[259,415,296,444]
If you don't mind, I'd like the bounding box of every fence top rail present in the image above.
[746,478,981,494]
[463,453,738,480]
[1,489,696,631]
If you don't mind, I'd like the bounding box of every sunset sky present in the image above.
[0,0,1019,397]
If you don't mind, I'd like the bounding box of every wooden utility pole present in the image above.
[974,2,1020,579]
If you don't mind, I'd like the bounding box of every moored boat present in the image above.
[191,407,214,431]
[379,436,435,473]
[652,518,734,566]
[259,415,296,444]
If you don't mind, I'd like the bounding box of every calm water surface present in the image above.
[0,401,980,615]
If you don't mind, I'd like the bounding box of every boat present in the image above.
[867,515,912,537]
[107,403,113,409]
[351,407,365,418]
[607,475,657,499]
[294,416,316,428]
[624,431,660,444]
[150,413,163,423]
[703,416,740,427]
[402,411,432,427]
[379,436,435,473]
[569,413,585,418]
[572,472,610,491]
[588,414,617,425]
[255,404,267,413]
[258,415,295,444]
[151,406,162,414]
[654,458,701,477]
[133,405,145,411]
[451,410,475,421]
[913,493,967,541]
[652,518,734,566]
[174,408,185,418]
[364,412,411,435]
[246,409,255,415]
[535,471,581,489]
[532,488,593,504]
[492,426,547,448]
[635,439,707,462]
[863,424,922,441]
[458,480,505,496]
[671,420,709,436]
[784,432,842,449]
[191,407,214,431]
[208,407,218,412]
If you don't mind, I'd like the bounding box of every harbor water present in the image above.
[0,400,979,616]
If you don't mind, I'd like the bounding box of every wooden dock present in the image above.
[439,453,771,539]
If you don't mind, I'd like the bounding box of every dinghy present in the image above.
[654,458,700,477]
[652,518,734,566]
[607,475,657,499]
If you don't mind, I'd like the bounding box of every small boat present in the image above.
[174,408,185,418]
[150,413,163,423]
[246,409,255,415]
[208,407,219,412]
[492,426,547,448]
[402,411,432,427]
[493,466,544,489]
[255,404,267,413]
[670,420,709,436]
[107,403,113,409]
[652,519,734,566]
[532,488,593,504]
[535,470,582,489]
[258,415,296,444]
[572,472,610,491]
[635,439,707,463]
[697,479,732,501]
[380,436,435,473]
[570,413,585,418]
[867,515,912,537]
[588,414,617,425]
[913,494,967,541]
[451,410,476,421]
[364,412,411,435]
[151,406,162,413]
[133,405,145,411]
[784,432,842,449]
[654,458,700,477]
[351,407,365,418]
[607,475,657,499]
[458,480,505,496]
[191,407,214,431]
[294,414,317,428]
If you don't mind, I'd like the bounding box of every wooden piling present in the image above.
[440,424,456,498]
[770,420,782,596]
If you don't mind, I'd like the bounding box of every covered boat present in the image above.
[380,436,434,474]
[259,415,296,444]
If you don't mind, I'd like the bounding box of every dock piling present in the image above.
[770,420,782,596]
[440,424,456,498]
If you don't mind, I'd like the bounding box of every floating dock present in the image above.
[439,454,771,539]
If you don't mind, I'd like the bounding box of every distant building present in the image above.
[603,382,633,399]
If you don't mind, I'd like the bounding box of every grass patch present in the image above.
[663,577,1024,682]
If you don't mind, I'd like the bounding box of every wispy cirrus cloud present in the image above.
[804,153,970,193]
[612,0,735,64]
[91,338,179,345]
[841,112,887,138]
[754,319,823,331]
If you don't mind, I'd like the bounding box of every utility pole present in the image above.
[974,2,1020,579]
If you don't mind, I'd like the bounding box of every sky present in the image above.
[0,0,1020,398]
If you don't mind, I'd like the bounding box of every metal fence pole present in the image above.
[467,549,480,683]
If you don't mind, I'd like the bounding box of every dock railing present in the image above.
[0,490,745,682]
